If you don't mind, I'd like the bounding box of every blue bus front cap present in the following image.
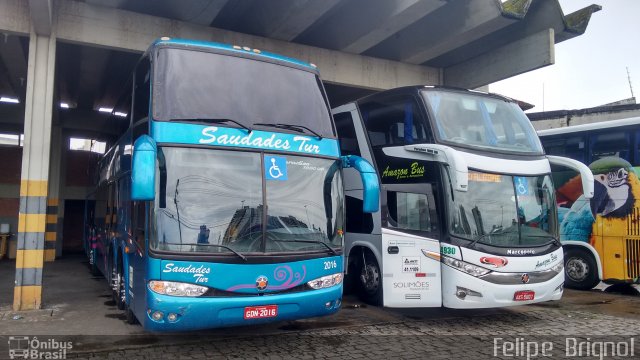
[143,283,342,331]
[142,256,344,331]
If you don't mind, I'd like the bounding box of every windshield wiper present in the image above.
[273,239,338,255]
[187,118,251,133]
[253,123,322,139]
[174,179,183,246]
[161,242,247,261]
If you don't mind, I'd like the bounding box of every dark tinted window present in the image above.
[334,112,361,156]
[133,56,151,123]
[345,195,373,234]
[591,131,630,162]
[153,48,334,137]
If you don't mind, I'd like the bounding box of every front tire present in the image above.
[564,248,600,290]
[358,252,382,305]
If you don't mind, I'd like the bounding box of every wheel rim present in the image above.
[360,263,380,294]
[566,257,589,282]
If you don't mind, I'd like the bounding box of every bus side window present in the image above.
[591,131,630,162]
[386,190,438,236]
[132,56,151,140]
[131,201,146,251]
[334,112,361,156]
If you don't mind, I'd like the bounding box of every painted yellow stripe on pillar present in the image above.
[46,214,57,223]
[44,249,56,262]
[13,285,42,311]
[47,198,59,206]
[19,180,48,197]
[45,232,56,241]
[16,249,44,269]
[18,214,47,233]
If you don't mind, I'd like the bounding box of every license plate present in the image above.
[514,290,535,301]
[243,305,278,320]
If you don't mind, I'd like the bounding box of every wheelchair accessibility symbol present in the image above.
[265,156,287,181]
[514,176,528,195]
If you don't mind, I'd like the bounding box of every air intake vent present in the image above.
[627,208,640,236]
[405,294,421,300]
[626,238,640,278]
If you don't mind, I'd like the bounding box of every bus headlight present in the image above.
[442,256,491,277]
[307,273,343,289]
[148,280,208,297]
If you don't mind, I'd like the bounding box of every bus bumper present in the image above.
[442,266,564,309]
[141,285,343,331]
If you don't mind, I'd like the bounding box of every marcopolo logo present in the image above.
[8,336,72,359]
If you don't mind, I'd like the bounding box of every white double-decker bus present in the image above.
[333,86,594,308]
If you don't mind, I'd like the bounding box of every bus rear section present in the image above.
[333,86,593,308]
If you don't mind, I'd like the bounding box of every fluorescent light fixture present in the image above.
[114,112,127,117]
[0,97,19,104]
[60,103,69,109]
[98,107,113,113]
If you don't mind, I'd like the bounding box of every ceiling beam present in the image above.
[0,34,28,102]
[444,28,554,89]
[261,0,342,42]
[0,0,30,35]
[296,0,446,54]
[28,0,53,36]
[52,0,439,90]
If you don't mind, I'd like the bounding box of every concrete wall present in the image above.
[529,106,640,131]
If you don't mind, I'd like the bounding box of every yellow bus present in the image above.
[538,117,640,290]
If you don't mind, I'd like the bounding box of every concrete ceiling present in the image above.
[0,0,600,138]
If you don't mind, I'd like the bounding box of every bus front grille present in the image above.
[626,239,640,278]
[627,208,640,236]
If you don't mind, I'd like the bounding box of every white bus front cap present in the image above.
[546,155,595,199]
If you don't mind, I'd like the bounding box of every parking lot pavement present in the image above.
[2,256,640,359]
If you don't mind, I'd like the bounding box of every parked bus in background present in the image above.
[332,86,594,308]
[84,38,379,331]
[538,117,640,290]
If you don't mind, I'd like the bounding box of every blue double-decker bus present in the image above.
[84,38,379,331]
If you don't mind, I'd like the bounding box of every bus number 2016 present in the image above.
[324,260,337,270]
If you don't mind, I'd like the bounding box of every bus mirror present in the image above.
[546,155,594,199]
[131,135,157,201]
[342,155,380,213]
[383,144,469,192]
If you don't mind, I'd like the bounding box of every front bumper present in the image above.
[442,265,564,309]
[142,285,343,331]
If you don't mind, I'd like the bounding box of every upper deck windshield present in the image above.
[152,47,334,138]
[448,171,558,247]
[422,90,544,154]
[150,147,344,256]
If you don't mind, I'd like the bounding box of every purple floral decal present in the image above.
[226,265,307,292]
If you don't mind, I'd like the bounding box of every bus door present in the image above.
[381,184,442,307]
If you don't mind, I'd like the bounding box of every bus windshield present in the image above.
[150,147,344,255]
[422,90,543,154]
[448,171,558,247]
[152,47,334,138]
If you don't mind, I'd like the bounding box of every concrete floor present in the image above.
[1,255,639,356]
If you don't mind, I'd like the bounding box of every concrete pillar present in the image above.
[13,31,56,311]
[45,126,62,261]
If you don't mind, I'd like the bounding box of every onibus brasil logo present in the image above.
[7,336,72,359]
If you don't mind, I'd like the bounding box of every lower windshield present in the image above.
[448,171,557,247]
[150,147,344,255]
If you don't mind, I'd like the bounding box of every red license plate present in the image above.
[243,305,278,320]
[514,290,535,301]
